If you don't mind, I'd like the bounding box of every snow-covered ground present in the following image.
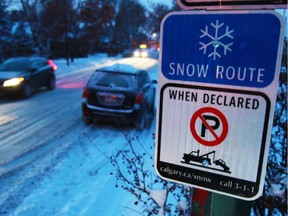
[53,53,120,78]
[11,126,157,216]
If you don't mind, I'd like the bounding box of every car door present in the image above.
[30,59,49,87]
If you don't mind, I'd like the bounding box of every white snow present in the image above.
[149,189,167,207]
[53,53,120,78]
[269,184,285,198]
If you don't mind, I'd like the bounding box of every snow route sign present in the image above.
[155,11,286,200]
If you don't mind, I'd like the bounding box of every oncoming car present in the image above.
[82,63,157,130]
[0,57,57,98]
[133,49,148,58]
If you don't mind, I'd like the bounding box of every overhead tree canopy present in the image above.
[112,0,146,50]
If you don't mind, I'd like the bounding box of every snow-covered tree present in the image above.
[252,40,287,215]
[0,1,13,61]
[112,0,146,50]
[11,20,34,56]
[19,0,48,55]
[80,0,115,53]
[145,3,171,39]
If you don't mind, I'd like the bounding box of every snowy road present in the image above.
[0,57,159,216]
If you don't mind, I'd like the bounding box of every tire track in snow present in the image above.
[0,71,93,166]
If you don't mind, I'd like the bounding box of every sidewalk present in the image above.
[52,53,120,78]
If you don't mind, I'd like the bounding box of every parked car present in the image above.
[0,57,57,98]
[82,63,157,130]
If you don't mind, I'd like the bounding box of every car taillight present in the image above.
[47,59,57,71]
[82,87,88,99]
[135,92,144,104]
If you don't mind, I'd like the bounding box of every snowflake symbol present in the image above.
[199,20,234,60]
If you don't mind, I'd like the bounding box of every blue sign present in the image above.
[161,12,283,88]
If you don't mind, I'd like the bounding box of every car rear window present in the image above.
[91,71,135,89]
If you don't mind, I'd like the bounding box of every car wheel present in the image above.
[22,84,33,98]
[136,115,146,130]
[184,158,190,163]
[82,115,93,125]
[136,104,148,130]
[47,77,56,90]
[143,100,154,129]
[202,160,210,167]
[150,99,156,116]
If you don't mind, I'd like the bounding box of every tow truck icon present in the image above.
[181,150,231,173]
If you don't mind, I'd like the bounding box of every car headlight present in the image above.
[133,51,140,57]
[141,51,148,58]
[3,77,25,87]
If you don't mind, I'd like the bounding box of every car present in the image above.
[133,48,148,58]
[0,57,57,98]
[122,49,133,57]
[82,63,157,130]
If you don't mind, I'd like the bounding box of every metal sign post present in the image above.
[155,10,286,201]
[191,189,252,216]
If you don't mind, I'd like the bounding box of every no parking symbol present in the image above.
[190,107,228,147]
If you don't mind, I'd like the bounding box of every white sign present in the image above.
[155,10,286,200]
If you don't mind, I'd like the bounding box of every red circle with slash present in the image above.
[190,107,228,146]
